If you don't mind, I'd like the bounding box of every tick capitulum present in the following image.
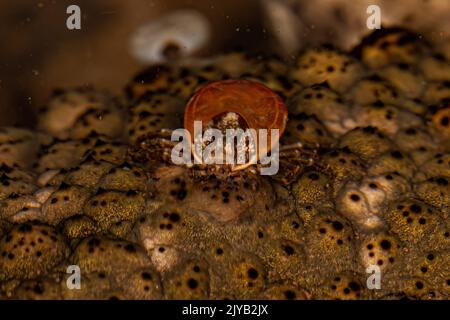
[129,79,318,184]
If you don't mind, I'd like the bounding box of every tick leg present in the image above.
[129,129,178,164]
[280,149,317,165]
[279,142,303,151]
[269,142,320,185]
[279,141,319,151]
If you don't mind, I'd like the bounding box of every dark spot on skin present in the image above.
[284,245,294,255]
[142,272,152,280]
[332,221,343,231]
[374,100,385,108]
[308,173,319,180]
[124,244,136,253]
[33,284,44,294]
[169,213,180,222]
[435,177,448,186]
[247,268,258,279]
[187,278,198,289]
[410,204,421,213]
[284,290,296,300]
[380,240,391,250]
[177,189,187,200]
[391,151,403,159]
[349,282,360,292]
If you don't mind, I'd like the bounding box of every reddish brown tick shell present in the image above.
[184,79,288,167]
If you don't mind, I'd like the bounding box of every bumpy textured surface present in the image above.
[0,28,449,300]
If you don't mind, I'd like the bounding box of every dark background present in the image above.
[0,0,264,127]
[1,0,450,127]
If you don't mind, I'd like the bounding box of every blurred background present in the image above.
[1,0,450,127]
